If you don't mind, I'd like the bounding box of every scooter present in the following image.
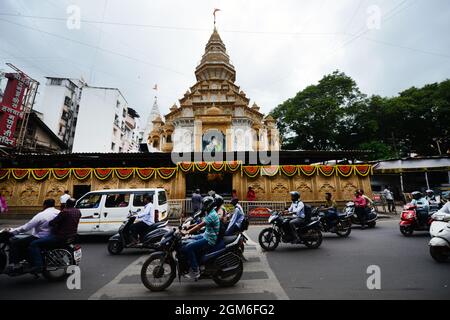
[429,221,450,263]
[107,210,169,255]
[0,229,82,281]
[258,210,322,251]
[346,202,378,228]
[312,207,352,237]
[399,204,436,236]
[430,211,450,238]
[140,227,244,291]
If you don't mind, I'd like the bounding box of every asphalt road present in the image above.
[0,219,449,300]
[247,220,450,299]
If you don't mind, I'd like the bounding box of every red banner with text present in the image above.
[0,73,29,147]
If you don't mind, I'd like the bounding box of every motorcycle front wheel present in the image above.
[258,228,280,251]
[303,229,323,249]
[107,240,124,255]
[141,252,176,291]
[400,226,413,237]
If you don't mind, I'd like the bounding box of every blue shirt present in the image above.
[288,201,305,218]
[202,209,220,246]
[226,204,245,233]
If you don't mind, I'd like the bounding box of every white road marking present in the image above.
[90,230,289,300]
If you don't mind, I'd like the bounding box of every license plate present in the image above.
[74,248,82,263]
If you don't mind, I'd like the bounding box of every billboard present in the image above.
[0,73,30,147]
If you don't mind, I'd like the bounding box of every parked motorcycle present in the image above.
[0,229,82,281]
[399,204,436,236]
[140,227,244,291]
[312,207,352,237]
[345,202,377,228]
[107,210,169,255]
[258,210,322,251]
[429,221,450,263]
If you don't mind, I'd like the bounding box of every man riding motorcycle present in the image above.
[410,191,430,225]
[6,199,60,273]
[319,192,338,231]
[225,198,245,236]
[181,196,220,280]
[287,191,306,242]
[28,198,81,273]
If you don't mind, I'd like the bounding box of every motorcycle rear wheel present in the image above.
[303,229,322,249]
[213,260,243,287]
[258,228,280,251]
[141,252,176,291]
[430,246,449,263]
[367,221,376,228]
[42,249,73,281]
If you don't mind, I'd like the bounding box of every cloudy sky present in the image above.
[1,0,449,127]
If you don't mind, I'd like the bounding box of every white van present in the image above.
[76,188,168,235]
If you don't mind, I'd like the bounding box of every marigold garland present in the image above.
[0,164,373,182]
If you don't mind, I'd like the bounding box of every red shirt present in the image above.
[353,195,367,208]
[247,190,256,201]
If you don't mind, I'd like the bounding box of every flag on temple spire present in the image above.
[213,8,221,25]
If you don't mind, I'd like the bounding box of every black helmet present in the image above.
[290,191,300,202]
[214,194,224,208]
[231,198,239,206]
[411,191,422,200]
[426,189,434,196]
[202,196,216,213]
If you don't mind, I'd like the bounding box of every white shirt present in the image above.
[137,202,155,226]
[60,194,71,204]
[383,189,393,200]
[288,201,305,218]
[11,207,60,238]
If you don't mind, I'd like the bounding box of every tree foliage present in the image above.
[271,71,450,160]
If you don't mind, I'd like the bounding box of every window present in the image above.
[158,191,167,205]
[111,142,116,151]
[118,147,122,152]
[76,193,102,209]
[104,193,130,208]
[50,78,62,86]
[133,192,155,207]
[116,100,120,109]
[166,134,172,143]
[64,96,71,106]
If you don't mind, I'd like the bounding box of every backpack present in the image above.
[303,204,312,222]
[241,216,250,231]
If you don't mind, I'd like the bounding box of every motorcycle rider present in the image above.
[130,193,155,243]
[182,196,220,280]
[410,191,430,225]
[287,191,305,242]
[425,189,441,210]
[320,192,338,231]
[6,199,60,272]
[225,198,245,236]
[435,193,450,215]
[28,198,81,273]
[353,190,368,229]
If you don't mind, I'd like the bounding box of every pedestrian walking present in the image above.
[0,191,8,213]
[383,185,396,213]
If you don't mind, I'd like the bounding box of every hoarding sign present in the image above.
[0,73,30,146]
